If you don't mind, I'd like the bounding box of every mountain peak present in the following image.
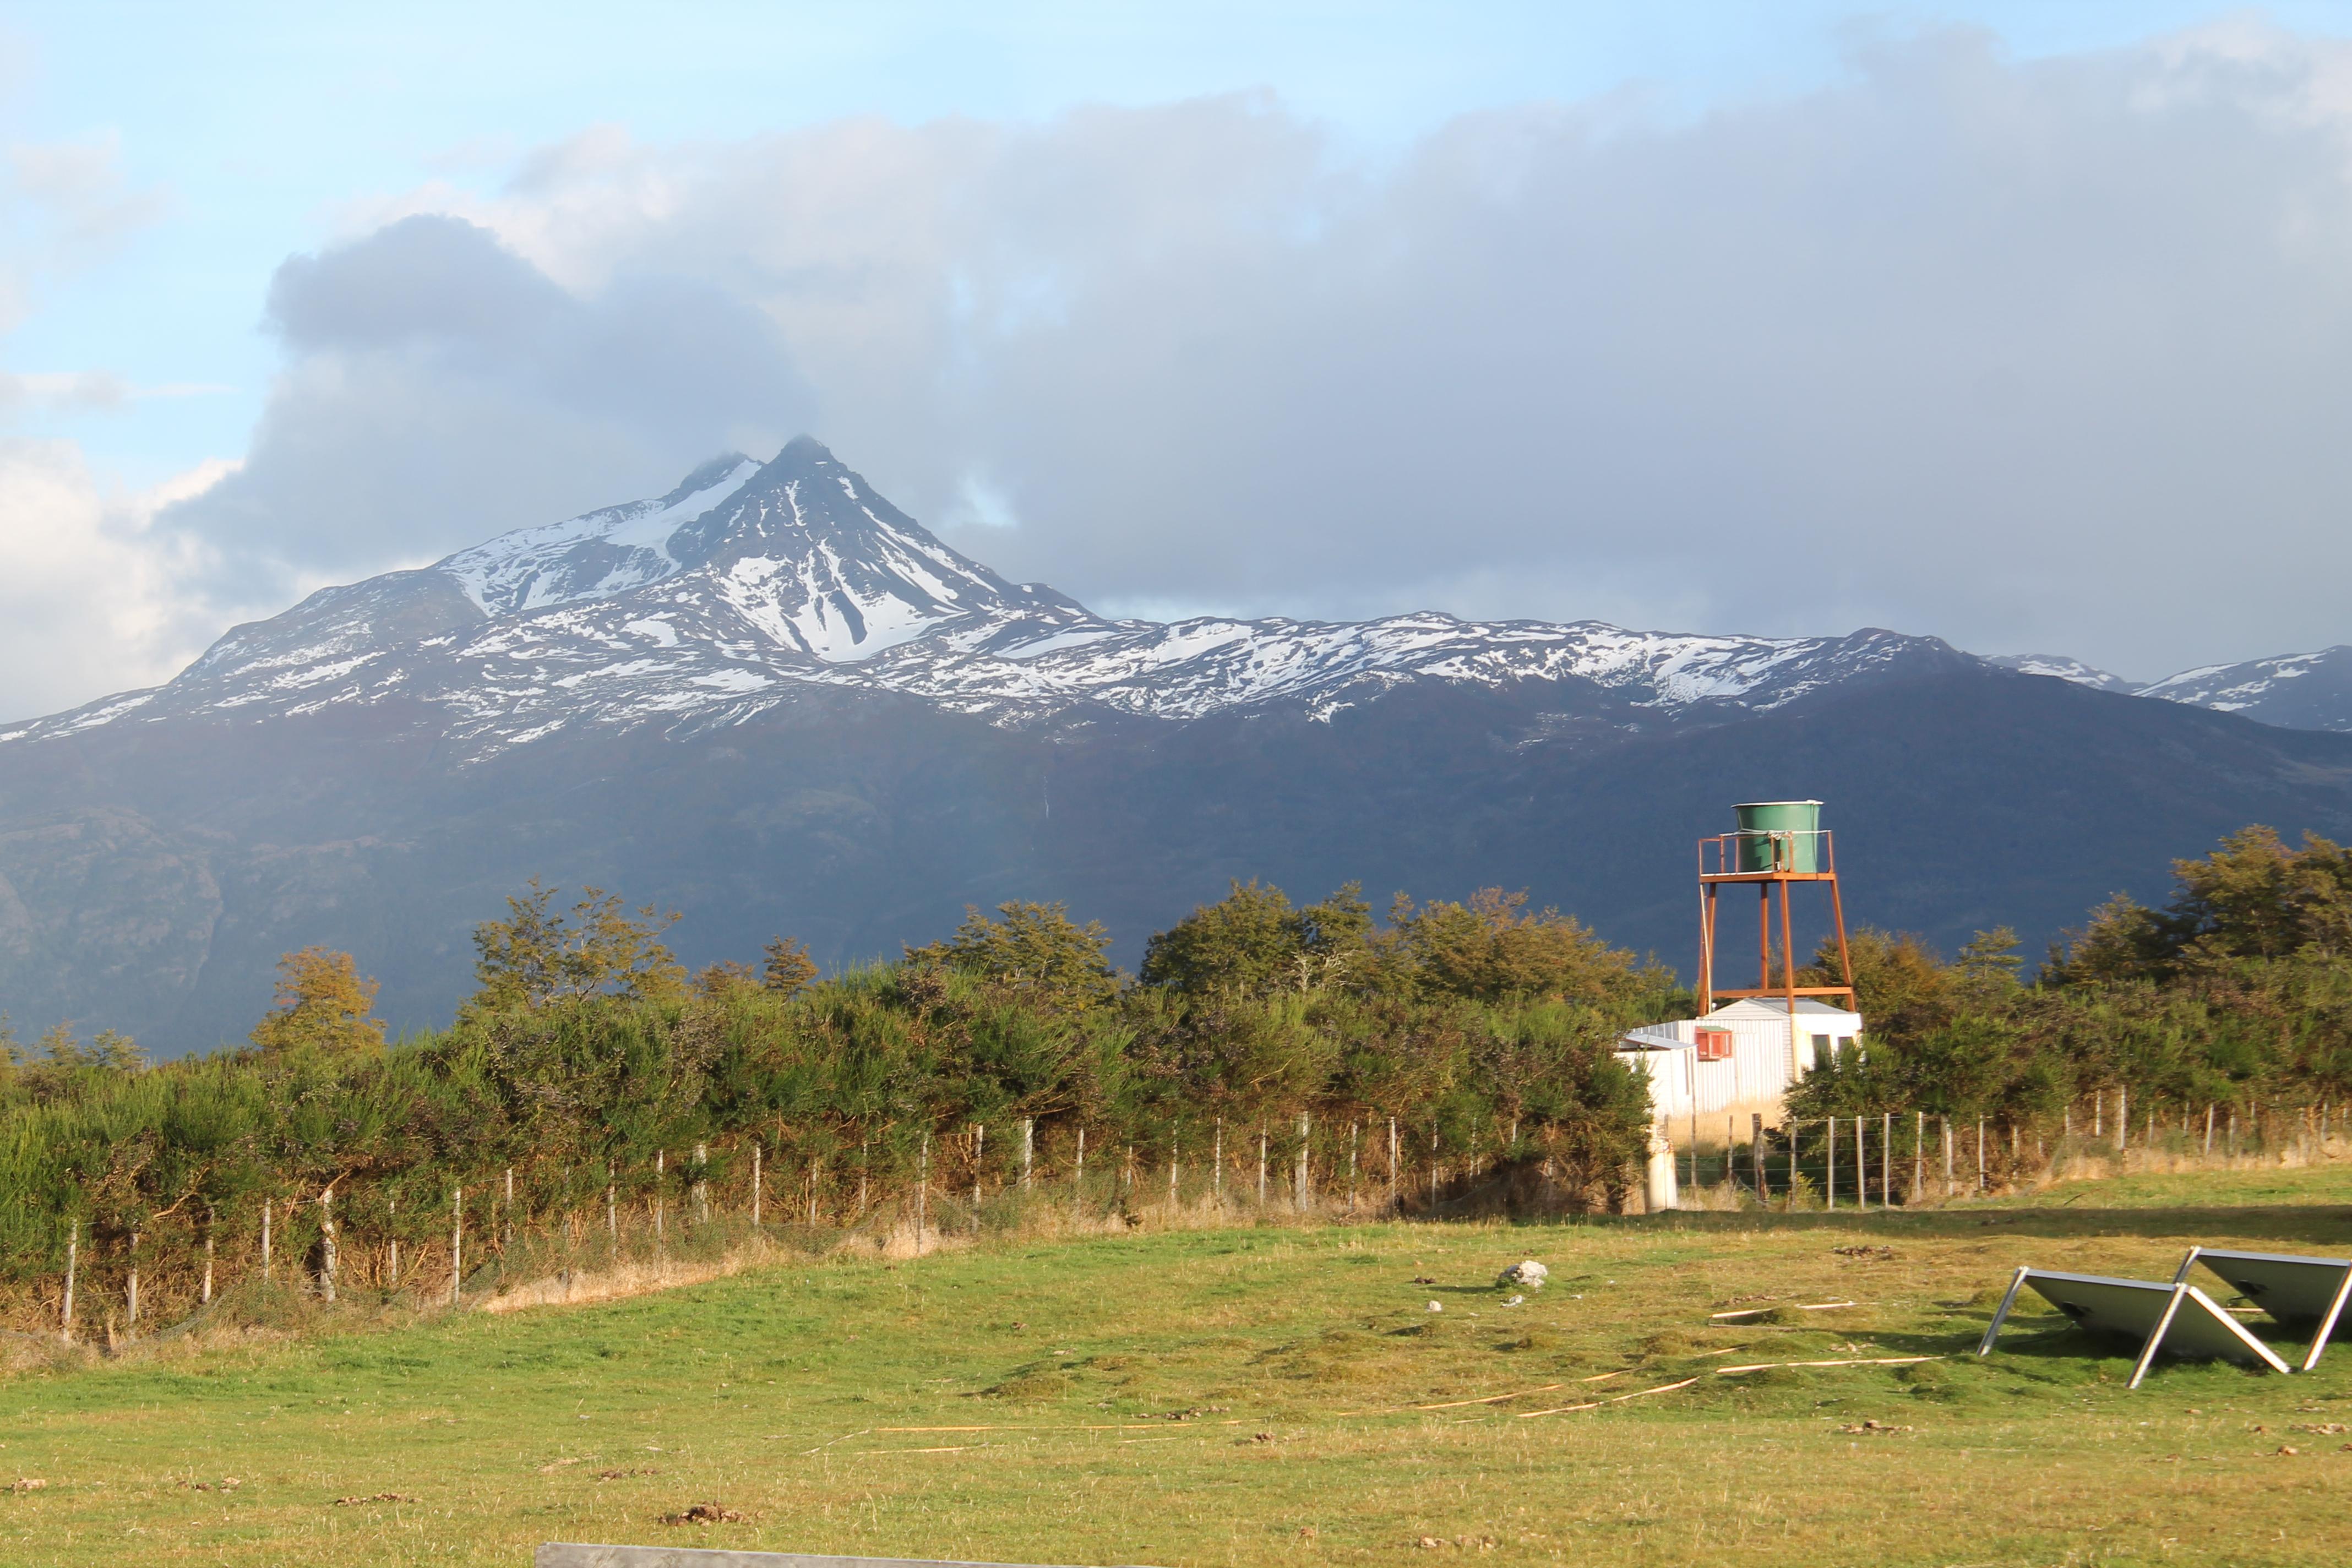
[772,432,836,465]
[438,453,765,615]
[32,438,2352,772]
[430,435,984,632]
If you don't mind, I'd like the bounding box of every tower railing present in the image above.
[1698,829,1836,881]
[1696,827,1855,1025]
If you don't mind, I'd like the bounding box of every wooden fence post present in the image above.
[1388,1117,1399,1209]
[1169,1131,1179,1209]
[1294,1110,1311,1211]
[504,1167,515,1247]
[1855,1116,1869,1212]
[62,1218,77,1344]
[1212,1119,1223,1198]
[1881,1112,1892,1207]
[1021,1118,1035,1191]
[694,1143,711,1226]
[1913,1111,1924,1202]
[389,1195,400,1287]
[450,1186,462,1306]
[1942,1116,1953,1196]
[752,1142,763,1228]
[972,1125,984,1212]
[320,1185,337,1304]
[1257,1129,1268,1207]
[1074,1126,1085,1196]
[1752,1114,1768,1204]
[126,1231,140,1336]
[917,1131,930,1244]
[262,1199,272,1281]
[606,1169,617,1240]
[1976,1120,1986,1191]
[203,1222,215,1306]
[1826,1119,1837,1209]
[1348,1120,1360,1214]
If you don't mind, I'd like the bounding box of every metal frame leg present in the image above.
[2303,1265,2352,1373]
[2128,1285,2191,1390]
[1978,1266,2030,1357]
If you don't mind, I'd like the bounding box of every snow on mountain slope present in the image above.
[862,613,1947,724]
[0,439,1994,756]
[2135,646,2352,733]
[442,454,763,614]
[1983,649,2352,732]
[1985,654,2137,692]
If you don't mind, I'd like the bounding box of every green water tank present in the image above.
[1733,799,1823,873]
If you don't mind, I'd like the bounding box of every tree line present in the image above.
[0,879,1671,1336]
[1783,825,2352,1186]
[5,823,2346,1337]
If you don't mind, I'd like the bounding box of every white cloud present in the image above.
[0,440,236,722]
[1,130,169,334]
[135,22,2352,682]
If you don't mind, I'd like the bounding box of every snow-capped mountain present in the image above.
[1987,648,2352,733]
[4,435,2349,1059]
[2,437,1974,756]
[2133,647,2352,734]
[1984,654,2138,693]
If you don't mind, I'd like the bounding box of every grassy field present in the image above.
[6,1166,2352,1567]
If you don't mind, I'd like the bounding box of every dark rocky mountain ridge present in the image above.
[2,438,2348,1055]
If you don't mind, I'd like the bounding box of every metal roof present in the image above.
[1704,997,1860,1021]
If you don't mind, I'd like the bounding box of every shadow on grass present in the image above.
[1543,1205,2352,1246]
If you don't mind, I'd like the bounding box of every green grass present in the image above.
[1979,1159,2352,1211]
[7,1169,2352,1567]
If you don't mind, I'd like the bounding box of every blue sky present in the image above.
[9,0,2339,483]
[4,2,2352,718]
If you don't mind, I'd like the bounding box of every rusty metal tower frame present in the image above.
[1696,826,1855,1021]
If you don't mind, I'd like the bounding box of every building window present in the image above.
[1695,1027,1733,1061]
[1811,1033,1833,1069]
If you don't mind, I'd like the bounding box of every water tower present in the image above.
[1695,799,1855,1026]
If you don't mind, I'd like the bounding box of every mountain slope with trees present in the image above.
[0,442,2349,1054]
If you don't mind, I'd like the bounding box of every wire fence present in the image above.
[9,1110,1615,1347]
[1661,1094,2349,1210]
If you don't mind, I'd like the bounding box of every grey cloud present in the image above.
[168,214,815,587]
[177,28,2352,677]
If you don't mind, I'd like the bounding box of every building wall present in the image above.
[1616,1006,1861,1137]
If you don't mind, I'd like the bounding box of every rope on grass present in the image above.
[1336,1370,1627,1417]
[1708,1300,1856,1321]
[871,1421,1248,1433]
[1514,1377,1701,1418]
[1714,1355,1944,1375]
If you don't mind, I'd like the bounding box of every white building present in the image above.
[1616,997,1863,1129]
